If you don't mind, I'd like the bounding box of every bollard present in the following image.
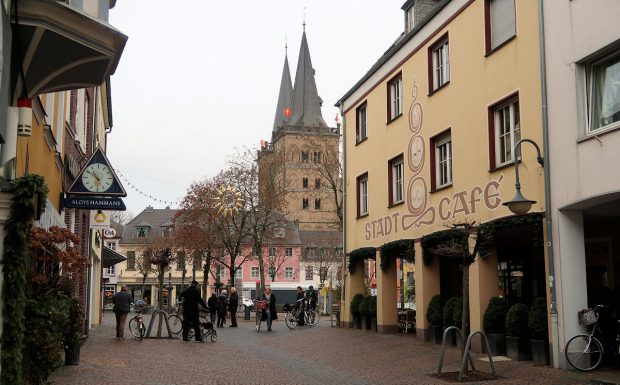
[244,305,251,320]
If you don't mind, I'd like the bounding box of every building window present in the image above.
[136,227,148,237]
[387,73,403,122]
[313,151,322,163]
[356,102,368,143]
[405,5,415,33]
[315,178,321,189]
[490,96,520,168]
[251,266,259,278]
[357,173,369,217]
[105,265,115,276]
[269,247,276,257]
[315,198,321,210]
[301,151,309,163]
[235,267,242,280]
[305,266,314,280]
[429,35,450,92]
[587,52,620,133]
[285,267,294,279]
[218,266,226,280]
[285,247,293,257]
[388,155,404,206]
[307,248,316,259]
[485,0,516,53]
[176,255,186,270]
[105,241,116,251]
[303,177,308,189]
[193,256,202,271]
[126,251,135,270]
[431,131,452,189]
[302,198,309,210]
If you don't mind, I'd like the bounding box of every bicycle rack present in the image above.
[438,326,475,375]
[145,309,174,338]
[458,331,497,382]
[437,328,497,382]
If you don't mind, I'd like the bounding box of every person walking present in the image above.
[296,286,305,326]
[207,293,218,324]
[307,285,318,311]
[112,285,133,339]
[261,287,278,331]
[229,287,239,327]
[179,280,207,342]
[216,289,228,328]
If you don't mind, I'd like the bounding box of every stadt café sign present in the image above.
[364,175,504,241]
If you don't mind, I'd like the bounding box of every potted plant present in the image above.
[529,297,549,365]
[360,295,372,330]
[64,297,84,365]
[483,296,509,356]
[505,303,532,361]
[443,297,461,346]
[426,295,445,344]
[351,293,364,329]
[369,296,378,332]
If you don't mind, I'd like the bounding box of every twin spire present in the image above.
[272,30,327,135]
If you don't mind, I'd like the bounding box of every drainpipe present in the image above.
[338,103,347,317]
[537,0,559,369]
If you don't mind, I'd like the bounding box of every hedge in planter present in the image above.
[360,295,372,330]
[506,303,531,361]
[443,297,462,346]
[483,296,508,355]
[379,239,414,271]
[427,295,444,344]
[529,297,549,365]
[350,293,365,328]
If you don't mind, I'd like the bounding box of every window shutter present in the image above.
[490,0,516,49]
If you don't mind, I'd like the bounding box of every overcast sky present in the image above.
[107,1,404,217]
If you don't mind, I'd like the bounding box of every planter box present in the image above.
[64,342,80,365]
[364,316,371,330]
[506,336,532,361]
[486,333,506,356]
[370,317,377,332]
[530,339,550,366]
[432,325,443,344]
[443,327,457,347]
[354,315,362,329]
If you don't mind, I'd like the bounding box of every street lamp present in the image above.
[502,138,544,215]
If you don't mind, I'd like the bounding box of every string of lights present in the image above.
[114,168,179,206]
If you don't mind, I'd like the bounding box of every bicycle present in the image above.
[188,319,217,342]
[255,299,269,332]
[565,304,620,371]
[128,300,147,340]
[167,302,184,335]
[284,299,319,329]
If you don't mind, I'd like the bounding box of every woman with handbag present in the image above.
[261,287,278,332]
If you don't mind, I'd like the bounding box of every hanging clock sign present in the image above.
[68,147,127,197]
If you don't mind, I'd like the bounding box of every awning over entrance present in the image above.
[12,0,127,98]
[102,246,126,268]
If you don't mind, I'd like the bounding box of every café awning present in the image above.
[102,246,126,268]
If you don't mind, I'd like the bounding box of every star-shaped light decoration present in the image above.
[214,186,244,217]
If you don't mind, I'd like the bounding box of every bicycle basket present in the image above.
[134,300,146,313]
[257,301,269,311]
[578,308,597,326]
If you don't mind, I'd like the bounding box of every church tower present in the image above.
[259,30,340,232]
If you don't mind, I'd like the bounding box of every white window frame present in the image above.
[359,175,369,216]
[357,103,367,142]
[285,247,293,257]
[435,133,452,188]
[587,51,620,134]
[494,99,520,166]
[284,267,294,279]
[391,158,404,204]
[105,265,115,276]
[104,241,116,251]
[251,266,260,278]
[305,266,314,280]
[389,75,403,120]
[234,267,243,280]
[268,247,276,257]
[218,266,226,280]
[432,39,450,90]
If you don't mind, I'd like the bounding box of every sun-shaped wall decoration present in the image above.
[214,186,244,217]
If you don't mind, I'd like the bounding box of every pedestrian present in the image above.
[112,285,133,339]
[179,280,207,342]
[261,287,278,331]
[217,289,228,327]
[307,285,318,311]
[296,286,305,326]
[229,287,239,327]
[207,292,218,324]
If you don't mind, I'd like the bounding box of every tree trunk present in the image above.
[141,276,146,303]
[202,253,212,299]
[157,266,165,337]
[257,244,266,290]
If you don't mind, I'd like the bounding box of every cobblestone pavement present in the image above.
[49,312,620,385]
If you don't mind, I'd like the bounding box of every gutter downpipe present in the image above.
[338,102,347,321]
[538,0,559,369]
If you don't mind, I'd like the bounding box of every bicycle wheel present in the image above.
[128,316,141,338]
[138,321,146,341]
[565,334,604,371]
[305,310,320,326]
[210,330,217,342]
[167,314,183,334]
[285,312,297,329]
[256,310,261,332]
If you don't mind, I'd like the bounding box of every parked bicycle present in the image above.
[187,319,217,342]
[565,304,620,371]
[128,300,147,340]
[255,299,269,332]
[167,301,210,335]
[284,298,319,329]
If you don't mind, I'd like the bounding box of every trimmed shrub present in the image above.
[359,295,371,317]
[506,303,529,338]
[351,293,365,316]
[426,295,445,327]
[483,296,509,334]
[529,297,548,340]
[369,296,377,317]
[452,297,463,328]
[443,297,461,327]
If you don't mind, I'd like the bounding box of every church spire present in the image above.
[289,30,327,128]
[272,49,294,133]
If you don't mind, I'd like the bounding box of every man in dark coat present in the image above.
[112,285,133,339]
[228,287,239,327]
[296,286,305,326]
[307,285,318,311]
[217,289,228,327]
[179,280,207,341]
[207,293,218,323]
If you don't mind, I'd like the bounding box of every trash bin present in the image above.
[244,305,251,320]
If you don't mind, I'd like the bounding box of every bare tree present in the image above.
[110,210,134,225]
[134,248,154,302]
[306,135,343,230]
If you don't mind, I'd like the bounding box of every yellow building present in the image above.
[338,0,546,349]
